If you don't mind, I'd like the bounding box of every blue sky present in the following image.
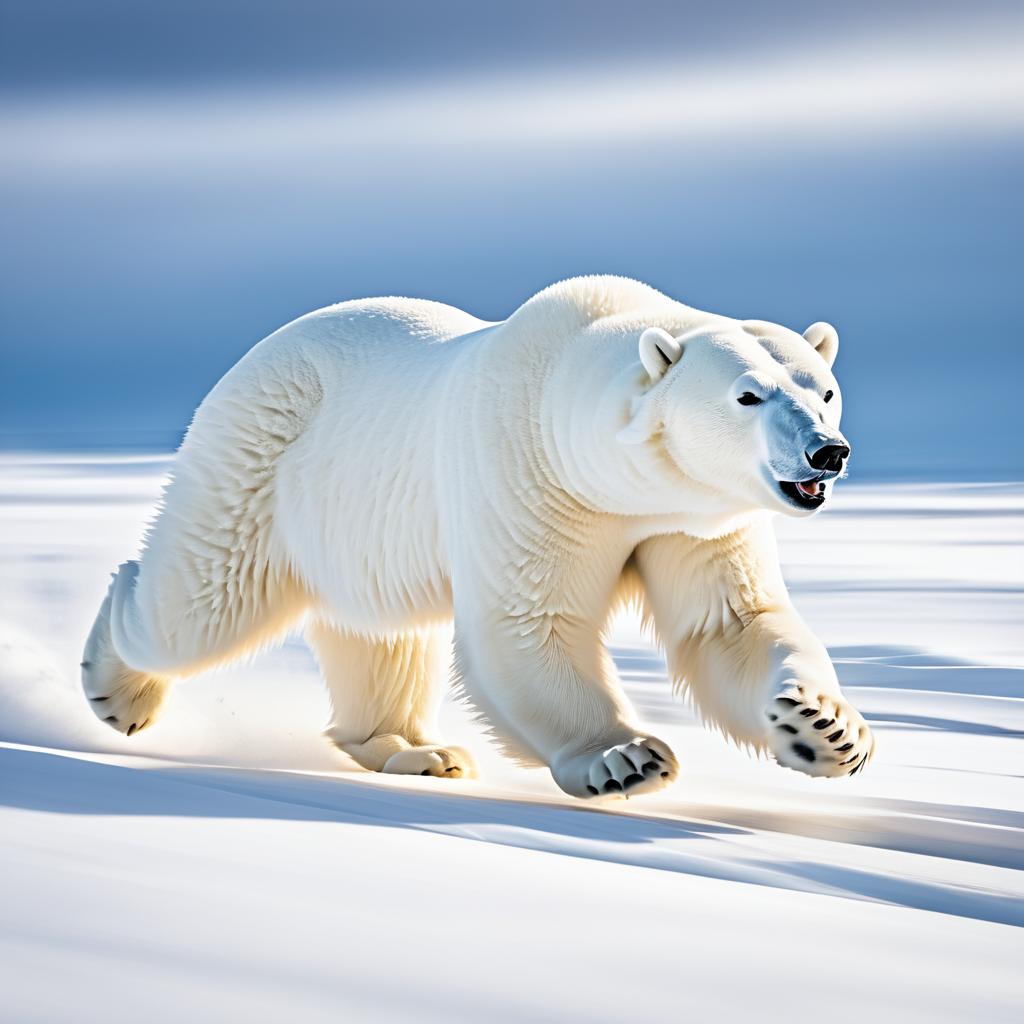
[1,1,1022,478]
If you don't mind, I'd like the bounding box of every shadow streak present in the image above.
[2,745,1020,930]
[830,644,1024,699]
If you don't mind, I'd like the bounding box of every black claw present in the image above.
[649,749,664,762]
[660,771,669,779]
[767,713,778,721]
[800,708,818,717]
[80,661,91,669]
[778,723,798,734]
[420,769,431,776]
[814,718,835,730]
[827,730,844,743]
[444,766,460,773]
[792,742,816,763]
[89,696,109,703]
[839,754,859,766]
[103,716,117,724]
[603,779,623,793]
[623,773,644,789]
[836,743,854,753]
[776,696,800,707]
[126,723,138,737]
[586,785,599,795]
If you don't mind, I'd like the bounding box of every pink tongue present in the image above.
[798,481,819,497]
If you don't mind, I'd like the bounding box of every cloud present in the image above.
[2,26,1022,178]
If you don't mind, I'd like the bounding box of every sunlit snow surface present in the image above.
[0,455,1021,1022]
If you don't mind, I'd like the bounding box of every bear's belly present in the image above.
[311,550,454,634]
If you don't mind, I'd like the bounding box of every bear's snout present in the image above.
[806,442,850,473]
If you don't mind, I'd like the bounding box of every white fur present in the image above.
[81,275,874,797]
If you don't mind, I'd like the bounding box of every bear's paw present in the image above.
[382,745,479,779]
[765,686,875,778]
[554,736,679,799]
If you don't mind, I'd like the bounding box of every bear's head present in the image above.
[620,317,849,516]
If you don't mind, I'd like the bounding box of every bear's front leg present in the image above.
[635,522,875,779]
[455,606,681,798]
[730,603,876,778]
[450,577,679,798]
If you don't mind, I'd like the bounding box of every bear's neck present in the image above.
[541,337,760,537]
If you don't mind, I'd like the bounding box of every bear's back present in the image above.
[293,296,492,358]
[504,275,692,339]
[245,277,695,379]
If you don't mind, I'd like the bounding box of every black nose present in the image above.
[807,443,850,472]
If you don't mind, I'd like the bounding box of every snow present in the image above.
[1,454,1022,1022]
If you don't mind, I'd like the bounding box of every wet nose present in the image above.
[806,442,850,472]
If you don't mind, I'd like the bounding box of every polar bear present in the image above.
[81,275,874,797]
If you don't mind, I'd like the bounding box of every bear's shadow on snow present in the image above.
[2,745,1021,930]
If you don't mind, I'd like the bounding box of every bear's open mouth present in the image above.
[778,477,826,510]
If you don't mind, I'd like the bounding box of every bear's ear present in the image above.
[803,322,839,368]
[638,327,683,383]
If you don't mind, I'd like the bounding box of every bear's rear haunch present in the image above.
[81,276,874,796]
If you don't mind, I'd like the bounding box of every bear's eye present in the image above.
[737,392,762,406]
[823,389,834,403]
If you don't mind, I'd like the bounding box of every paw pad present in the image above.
[764,686,875,778]
[570,737,679,799]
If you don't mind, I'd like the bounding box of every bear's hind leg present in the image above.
[307,621,477,779]
[82,570,168,735]
[83,553,310,736]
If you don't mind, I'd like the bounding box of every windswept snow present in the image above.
[0,455,1021,1022]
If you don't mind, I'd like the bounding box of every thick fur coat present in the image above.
[82,276,874,797]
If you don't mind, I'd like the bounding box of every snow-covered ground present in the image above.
[0,454,1021,1022]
